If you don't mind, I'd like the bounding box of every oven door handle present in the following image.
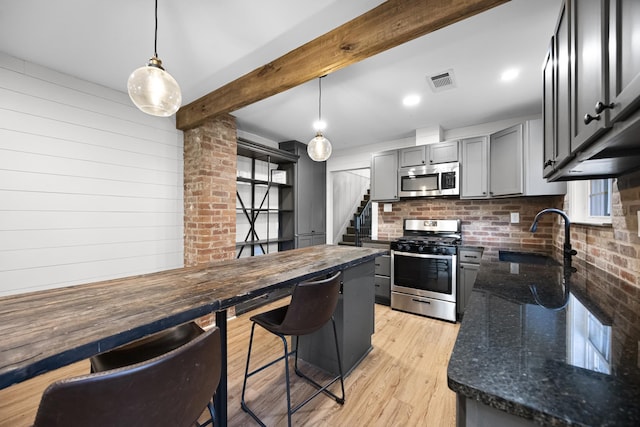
[391,250,455,260]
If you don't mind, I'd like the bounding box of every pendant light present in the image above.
[307,76,332,162]
[127,0,182,117]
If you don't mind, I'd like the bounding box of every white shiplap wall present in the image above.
[0,52,184,296]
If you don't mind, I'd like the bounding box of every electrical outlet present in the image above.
[510,212,520,224]
[510,263,519,274]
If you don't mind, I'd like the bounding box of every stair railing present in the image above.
[354,199,372,247]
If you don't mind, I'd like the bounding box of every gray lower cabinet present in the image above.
[457,396,536,427]
[297,233,326,248]
[297,260,375,376]
[374,255,391,305]
[457,247,483,316]
[363,241,391,305]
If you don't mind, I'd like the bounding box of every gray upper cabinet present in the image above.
[543,39,556,178]
[555,1,572,174]
[398,140,458,168]
[461,136,488,199]
[279,140,326,247]
[524,119,567,196]
[543,1,572,178]
[430,140,459,164]
[399,146,427,167]
[570,0,610,152]
[462,120,565,199]
[544,0,640,180]
[371,150,399,201]
[489,124,523,197]
[608,0,640,124]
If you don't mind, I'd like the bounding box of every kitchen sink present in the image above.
[498,250,559,266]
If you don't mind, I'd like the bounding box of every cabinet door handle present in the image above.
[594,101,615,114]
[584,113,600,124]
[544,159,554,167]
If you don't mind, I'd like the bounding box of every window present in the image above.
[567,179,613,225]
[589,179,612,217]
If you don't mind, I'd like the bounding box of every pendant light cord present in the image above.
[318,76,323,122]
[154,0,159,58]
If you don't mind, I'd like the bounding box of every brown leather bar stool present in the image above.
[89,321,216,426]
[33,326,222,427]
[90,322,205,372]
[241,271,345,427]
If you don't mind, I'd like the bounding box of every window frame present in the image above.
[567,179,613,226]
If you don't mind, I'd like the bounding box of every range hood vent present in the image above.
[427,69,457,92]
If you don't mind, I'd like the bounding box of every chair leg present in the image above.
[331,317,346,404]
[240,323,266,426]
[292,316,346,408]
[191,399,215,427]
[241,324,294,427]
[242,320,346,427]
[282,335,293,427]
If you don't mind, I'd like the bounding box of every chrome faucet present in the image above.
[529,208,577,263]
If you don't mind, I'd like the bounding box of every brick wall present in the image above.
[377,169,640,292]
[563,169,640,289]
[183,114,237,266]
[377,196,564,259]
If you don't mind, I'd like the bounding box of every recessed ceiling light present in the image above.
[501,68,520,82]
[403,94,421,107]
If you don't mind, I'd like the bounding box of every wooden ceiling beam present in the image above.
[176,0,509,131]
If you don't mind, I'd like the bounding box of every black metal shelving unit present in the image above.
[236,138,298,259]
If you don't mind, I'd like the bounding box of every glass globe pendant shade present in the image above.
[307,131,332,162]
[127,57,182,117]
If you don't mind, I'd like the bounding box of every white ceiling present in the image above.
[0,0,562,152]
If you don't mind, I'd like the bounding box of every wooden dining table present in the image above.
[0,245,385,426]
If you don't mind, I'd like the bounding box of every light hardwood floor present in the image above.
[0,302,460,427]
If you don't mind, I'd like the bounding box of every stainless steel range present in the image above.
[390,219,461,322]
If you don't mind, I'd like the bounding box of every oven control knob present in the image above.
[418,245,425,253]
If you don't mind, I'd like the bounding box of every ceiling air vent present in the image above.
[427,69,457,92]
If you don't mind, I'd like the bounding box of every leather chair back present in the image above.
[33,326,221,427]
[274,271,341,336]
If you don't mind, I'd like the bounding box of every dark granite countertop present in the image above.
[447,250,640,426]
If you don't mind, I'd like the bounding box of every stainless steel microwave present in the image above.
[397,162,459,198]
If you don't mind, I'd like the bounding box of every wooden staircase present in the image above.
[339,190,371,246]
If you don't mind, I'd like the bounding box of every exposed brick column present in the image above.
[183,114,237,267]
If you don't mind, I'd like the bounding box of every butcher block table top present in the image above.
[0,245,385,389]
